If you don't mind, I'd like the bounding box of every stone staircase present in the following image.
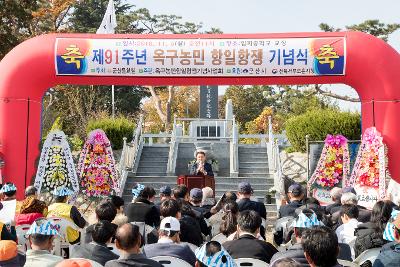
[122,142,277,225]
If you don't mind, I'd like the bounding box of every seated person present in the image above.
[331,192,371,227]
[271,209,322,266]
[302,226,342,267]
[125,184,160,228]
[105,223,163,267]
[107,195,128,227]
[25,218,64,267]
[155,186,171,213]
[201,187,215,219]
[173,184,190,201]
[0,203,17,241]
[47,187,86,244]
[84,200,118,243]
[219,202,239,238]
[15,186,47,226]
[0,182,17,201]
[143,217,196,265]
[180,199,210,238]
[55,259,102,267]
[71,220,119,265]
[0,240,26,266]
[237,182,266,219]
[223,210,278,263]
[374,212,400,267]
[189,151,214,176]
[189,188,209,215]
[195,241,236,267]
[209,191,237,236]
[325,187,342,215]
[279,183,304,218]
[271,258,302,267]
[335,204,361,244]
[160,199,203,246]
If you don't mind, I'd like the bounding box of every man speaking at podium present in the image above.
[189,151,214,176]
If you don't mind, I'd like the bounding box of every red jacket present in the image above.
[15,213,43,226]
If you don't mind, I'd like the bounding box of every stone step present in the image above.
[239,162,269,167]
[239,155,268,160]
[135,172,168,176]
[136,167,167,173]
[239,173,271,177]
[239,167,269,173]
[138,161,169,167]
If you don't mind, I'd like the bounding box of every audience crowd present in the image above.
[1,180,400,267]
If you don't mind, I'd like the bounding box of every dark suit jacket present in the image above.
[125,198,161,228]
[237,198,267,219]
[71,242,119,266]
[223,234,278,263]
[105,253,163,267]
[143,242,196,266]
[189,162,214,176]
[278,200,303,218]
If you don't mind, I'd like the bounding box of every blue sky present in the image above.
[131,0,400,111]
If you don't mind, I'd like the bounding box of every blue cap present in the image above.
[132,183,145,198]
[0,183,17,193]
[160,186,172,195]
[238,182,253,194]
[294,211,321,228]
[190,188,203,200]
[288,183,304,197]
[53,187,74,197]
[26,218,60,237]
[195,242,236,267]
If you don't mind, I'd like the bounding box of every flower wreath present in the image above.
[77,129,119,197]
[34,130,78,194]
[309,134,350,190]
[347,127,386,199]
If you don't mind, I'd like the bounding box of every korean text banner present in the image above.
[55,37,346,77]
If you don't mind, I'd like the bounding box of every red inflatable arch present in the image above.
[1,32,400,199]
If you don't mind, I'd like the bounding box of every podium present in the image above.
[177,175,215,196]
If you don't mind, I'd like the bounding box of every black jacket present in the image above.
[125,198,161,228]
[354,222,389,257]
[71,242,119,266]
[223,234,278,263]
[237,198,267,219]
[179,215,203,246]
[189,162,214,176]
[278,200,303,218]
[105,253,163,267]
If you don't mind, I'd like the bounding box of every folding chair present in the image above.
[353,247,381,266]
[235,258,268,267]
[47,217,81,256]
[16,224,31,252]
[151,256,192,267]
[337,259,359,267]
[211,233,228,243]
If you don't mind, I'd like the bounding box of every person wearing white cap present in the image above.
[195,241,236,267]
[25,218,63,267]
[47,187,86,244]
[143,217,196,266]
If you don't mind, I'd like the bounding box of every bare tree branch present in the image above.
[313,84,360,103]
[148,86,167,123]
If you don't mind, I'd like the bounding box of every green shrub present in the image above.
[285,109,361,152]
[68,134,84,152]
[86,116,135,149]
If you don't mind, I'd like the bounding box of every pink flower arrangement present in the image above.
[77,129,119,197]
[309,134,350,189]
[350,127,385,189]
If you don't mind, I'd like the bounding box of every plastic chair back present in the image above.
[151,256,192,267]
[211,233,228,243]
[235,258,268,267]
[353,247,381,266]
[16,224,31,251]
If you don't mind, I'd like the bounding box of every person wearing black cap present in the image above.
[155,186,172,214]
[189,188,208,215]
[278,183,304,219]
[237,182,266,220]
